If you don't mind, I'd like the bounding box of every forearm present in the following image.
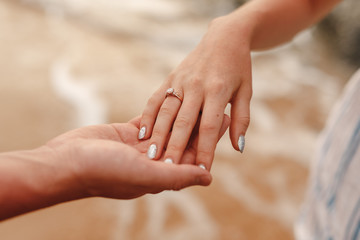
[0,147,84,221]
[210,0,341,50]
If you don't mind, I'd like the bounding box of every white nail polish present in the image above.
[198,164,206,170]
[147,144,157,159]
[238,135,245,153]
[138,126,146,140]
[164,158,173,164]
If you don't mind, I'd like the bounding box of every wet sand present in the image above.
[0,1,355,239]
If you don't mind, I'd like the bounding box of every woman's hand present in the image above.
[139,18,253,170]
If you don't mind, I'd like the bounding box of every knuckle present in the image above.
[158,106,174,117]
[198,147,211,155]
[151,128,164,138]
[166,144,182,155]
[174,116,192,130]
[207,80,227,95]
[238,116,250,129]
[189,76,202,89]
[196,148,213,161]
[200,121,218,133]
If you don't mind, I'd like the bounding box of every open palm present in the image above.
[45,116,229,200]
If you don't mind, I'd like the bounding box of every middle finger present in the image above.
[163,93,203,164]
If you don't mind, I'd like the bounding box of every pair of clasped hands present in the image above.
[44,18,251,201]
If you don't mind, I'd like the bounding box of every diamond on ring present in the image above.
[166,88,174,94]
[165,87,183,102]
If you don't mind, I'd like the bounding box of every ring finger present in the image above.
[146,88,183,160]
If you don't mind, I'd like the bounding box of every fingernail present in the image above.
[238,135,245,153]
[164,158,173,164]
[198,163,206,170]
[147,144,157,159]
[138,126,146,140]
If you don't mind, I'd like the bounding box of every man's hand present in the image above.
[47,116,229,199]
[0,115,229,220]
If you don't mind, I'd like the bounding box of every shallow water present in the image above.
[0,1,355,239]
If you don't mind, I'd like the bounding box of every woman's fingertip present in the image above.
[198,163,206,170]
[147,144,157,159]
[238,135,245,153]
[164,158,174,164]
[138,126,146,140]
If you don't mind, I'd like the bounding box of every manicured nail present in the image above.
[147,144,157,159]
[198,163,206,170]
[238,135,245,153]
[138,126,146,140]
[164,158,173,164]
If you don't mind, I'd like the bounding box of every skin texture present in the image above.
[139,0,342,170]
[0,115,230,221]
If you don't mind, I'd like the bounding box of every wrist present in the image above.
[207,13,255,51]
[0,146,85,220]
[33,145,87,202]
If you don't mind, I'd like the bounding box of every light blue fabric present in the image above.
[295,69,360,240]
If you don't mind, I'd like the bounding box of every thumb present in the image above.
[147,162,213,191]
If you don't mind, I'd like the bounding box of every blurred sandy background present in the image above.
[0,0,357,239]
